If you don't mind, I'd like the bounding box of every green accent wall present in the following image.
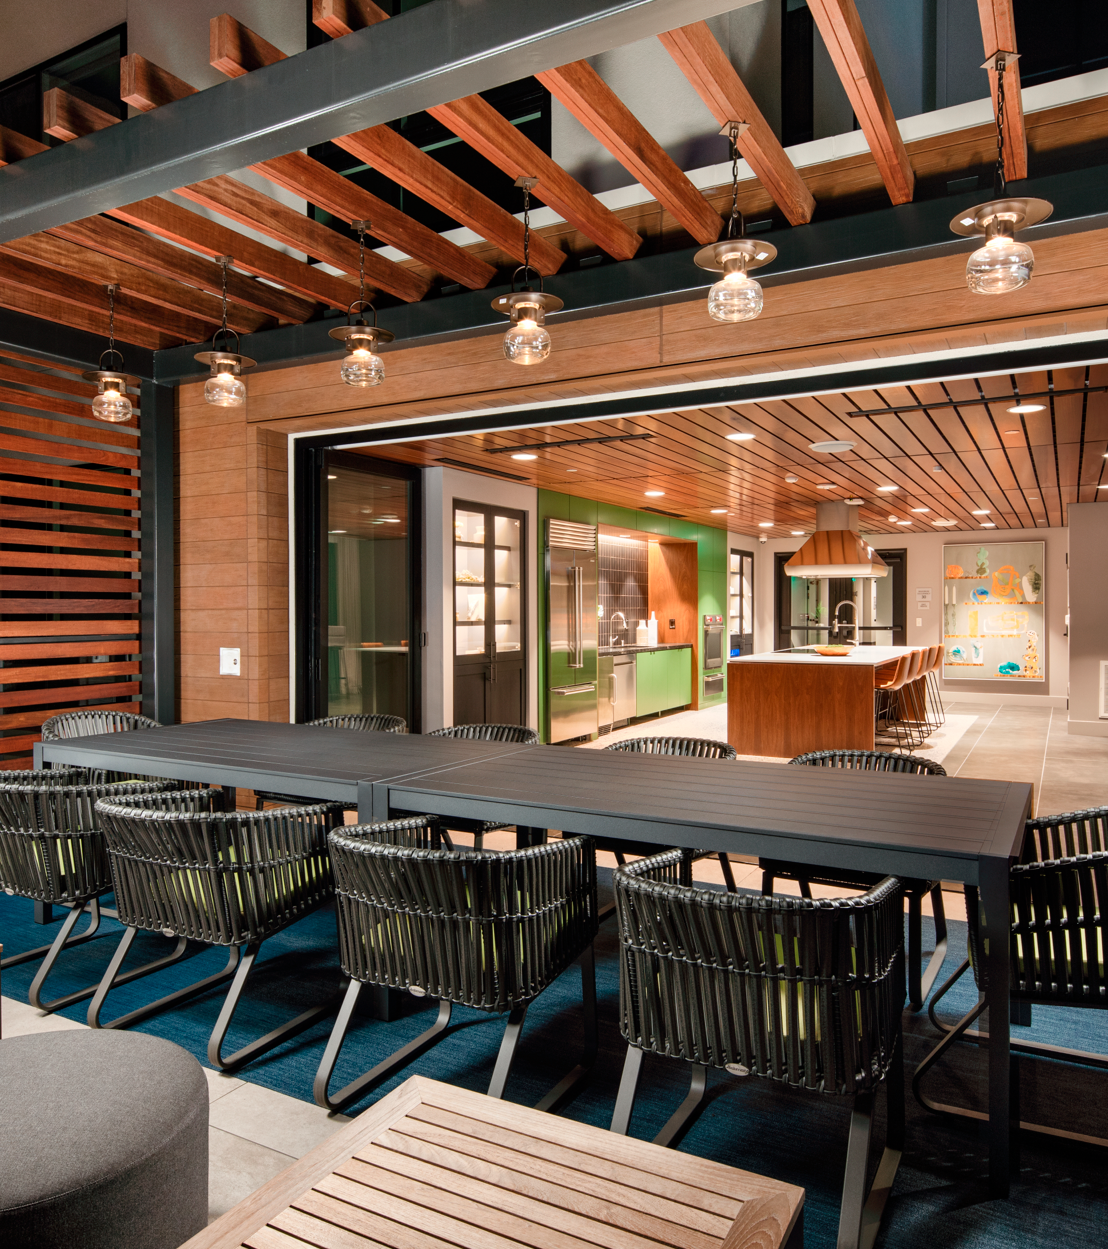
[537,491,728,742]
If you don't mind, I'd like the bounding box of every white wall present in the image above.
[741,524,1069,707]
[1067,503,1108,737]
[423,468,539,733]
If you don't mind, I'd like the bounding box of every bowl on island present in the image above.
[813,645,853,656]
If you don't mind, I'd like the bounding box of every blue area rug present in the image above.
[3,880,1107,1248]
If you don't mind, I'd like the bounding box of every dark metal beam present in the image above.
[140,381,175,725]
[0,307,155,379]
[152,160,1108,386]
[0,0,743,242]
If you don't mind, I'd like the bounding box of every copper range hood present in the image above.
[783,502,889,578]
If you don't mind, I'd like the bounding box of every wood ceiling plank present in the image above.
[536,60,723,245]
[0,279,166,350]
[0,249,212,341]
[42,88,118,141]
[656,22,815,227]
[107,197,358,312]
[429,94,642,261]
[805,0,914,205]
[51,216,314,325]
[0,233,258,333]
[977,0,1027,181]
[174,175,430,302]
[120,53,198,111]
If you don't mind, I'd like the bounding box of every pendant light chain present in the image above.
[994,58,1007,199]
[106,283,119,367]
[522,183,531,277]
[727,122,744,241]
[357,222,367,307]
[218,255,231,339]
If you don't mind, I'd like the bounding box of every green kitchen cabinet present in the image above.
[636,648,692,717]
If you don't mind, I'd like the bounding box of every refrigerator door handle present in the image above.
[552,683,597,695]
[569,564,584,669]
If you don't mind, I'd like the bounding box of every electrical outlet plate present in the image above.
[219,647,241,676]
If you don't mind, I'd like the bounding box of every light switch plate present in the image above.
[916,618,922,627]
[219,647,241,676]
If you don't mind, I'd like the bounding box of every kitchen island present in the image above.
[727,645,917,757]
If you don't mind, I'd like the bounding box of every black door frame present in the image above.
[293,443,422,729]
[773,547,907,649]
[451,497,528,727]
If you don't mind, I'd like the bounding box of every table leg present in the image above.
[515,827,547,847]
[221,785,237,811]
[980,855,1014,1196]
[34,901,55,925]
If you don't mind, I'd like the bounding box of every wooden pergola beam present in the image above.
[311,0,389,41]
[302,5,639,261]
[0,279,167,350]
[121,53,198,112]
[536,60,723,244]
[0,124,48,165]
[977,0,1027,181]
[806,0,915,205]
[0,233,270,334]
[657,23,815,227]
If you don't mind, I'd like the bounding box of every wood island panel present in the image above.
[727,659,875,757]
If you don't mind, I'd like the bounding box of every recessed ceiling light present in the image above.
[510,452,538,461]
[619,533,630,538]
[329,529,346,534]
[1027,495,1038,499]
[972,509,990,515]
[896,520,912,525]
[758,521,774,528]
[791,530,804,535]
[565,468,577,472]
[932,519,958,527]
[644,490,665,497]
[816,483,836,490]
[1007,403,1045,413]
[910,507,930,513]
[809,440,855,453]
[1098,484,1108,490]
[981,522,996,527]
[785,473,799,483]
[727,432,755,441]
[876,485,898,492]
[931,465,943,473]
[887,515,898,522]
[710,508,728,514]
[1004,429,1020,436]
[327,474,337,480]
[844,497,864,505]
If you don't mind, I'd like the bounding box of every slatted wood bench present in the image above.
[184,1075,804,1249]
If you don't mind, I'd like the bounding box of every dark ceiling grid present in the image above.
[935,379,1024,528]
[971,374,1031,527]
[888,384,979,524]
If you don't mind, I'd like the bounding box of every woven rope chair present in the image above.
[611,849,905,1249]
[424,723,540,847]
[90,790,344,1072]
[314,816,598,1113]
[760,750,949,1011]
[600,736,740,890]
[0,769,172,1011]
[40,710,171,785]
[914,806,1108,1147]
[254,713,407,809]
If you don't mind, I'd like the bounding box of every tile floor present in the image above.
[3,698,1104,1229]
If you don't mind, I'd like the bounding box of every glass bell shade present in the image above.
[340,344,385,387]
[91,378,133,423]
[503,303,551,365]
[204,365,246,407]
[707,270,764,322]
[966,233,1034,294]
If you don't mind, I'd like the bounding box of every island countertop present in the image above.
[729,645,915,667]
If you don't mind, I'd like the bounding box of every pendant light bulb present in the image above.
[503,300,551,364]
[492,177,562,365]
[83,285,135,423]
[204,357,246,407]
[196,257,255,406]
[330,222,392,386]
[951,51,1051,295]
[695,121,775,323]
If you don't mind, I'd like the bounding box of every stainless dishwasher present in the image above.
[598,655,615,732]
[613,653,636,726]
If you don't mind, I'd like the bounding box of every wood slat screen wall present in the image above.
[0,349,141,769]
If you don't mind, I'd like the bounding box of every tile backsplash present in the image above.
[599,535,648,648]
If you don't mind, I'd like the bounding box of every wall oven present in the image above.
[703,614,725,670]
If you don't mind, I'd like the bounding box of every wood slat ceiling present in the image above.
[0,6,1102,354]
[359,364,1108,536]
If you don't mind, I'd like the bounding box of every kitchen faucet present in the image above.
[610,610,628,644]
[832,599,858,641]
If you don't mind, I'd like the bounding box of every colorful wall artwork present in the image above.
[942,541,1045,681]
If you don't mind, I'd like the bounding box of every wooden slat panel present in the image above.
[0,621,140,638]
[0,457,136,492]
[1,660,140,685]
[0,680,140,709]
[0,431,136,469]
[1,506,138,530]
[0,600,141,614]
[0,526,138,551]
[0,479,138,508]
[806,0,914,204]
[0,701,141,731]
[0,404,138,447]
[2,639,141,659]
[0,359,97,401]
[657,23,815,227]
[1,550,137,572]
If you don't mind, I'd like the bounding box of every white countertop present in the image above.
[729,645,917,667]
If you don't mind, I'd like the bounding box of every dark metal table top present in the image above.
[38,718,536,806]
[381,745,1032,884]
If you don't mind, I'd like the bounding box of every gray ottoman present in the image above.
[0,1030,208,1249]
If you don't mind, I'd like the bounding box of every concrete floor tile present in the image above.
[205,1067,245,1104]
[1,994,87,1037]
[207,1125,294,1223]
[207,1079,350,1158]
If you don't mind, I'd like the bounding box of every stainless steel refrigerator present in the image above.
[546,519,598,742]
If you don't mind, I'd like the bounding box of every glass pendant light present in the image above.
[491,177,563,364]
[950,51,1052,294]
[82,285,135,422]
[328,220,393,386]
[695,121,776,323]
[194,257,255,406]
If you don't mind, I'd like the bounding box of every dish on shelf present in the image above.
[813,645,853,656]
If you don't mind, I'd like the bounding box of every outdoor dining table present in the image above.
[39,717,1032,1199]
